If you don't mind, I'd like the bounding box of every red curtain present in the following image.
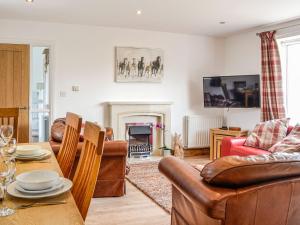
[259,31,286,121]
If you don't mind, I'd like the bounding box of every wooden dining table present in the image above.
[1,142,85,225]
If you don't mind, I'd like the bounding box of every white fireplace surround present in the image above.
[107,101,172,155]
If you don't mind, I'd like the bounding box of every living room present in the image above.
[0,0,300,225]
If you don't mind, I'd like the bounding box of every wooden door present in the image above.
[0,44,29,142]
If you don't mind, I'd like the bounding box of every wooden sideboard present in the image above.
[210,128,248,160]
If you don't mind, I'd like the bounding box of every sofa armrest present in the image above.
[49,140,61,155]
[50,139,128,157]
[103,141,128,156]
[221,137,247,157]
[158,156,236,219]
[105,127,114,141]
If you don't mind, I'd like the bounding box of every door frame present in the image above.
[0,38,55,142]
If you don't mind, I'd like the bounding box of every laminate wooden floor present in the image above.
[85,155,210,225]
[85,181,170,225]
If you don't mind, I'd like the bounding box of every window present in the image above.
[279,37,300,125]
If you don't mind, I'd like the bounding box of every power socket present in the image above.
[72,86,80,92]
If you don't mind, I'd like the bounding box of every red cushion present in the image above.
[287,126,294,135]
[230,145,270,156]
[221,126,294,157]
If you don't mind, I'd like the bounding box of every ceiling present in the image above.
[0,0,300,37]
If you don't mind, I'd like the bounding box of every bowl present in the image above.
[16,145,42,156]
[16,170,59,191]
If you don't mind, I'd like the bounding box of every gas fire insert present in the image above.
[128,125,153,158]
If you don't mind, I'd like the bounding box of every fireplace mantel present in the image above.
[107,101,172,155]
[107,101,173,105]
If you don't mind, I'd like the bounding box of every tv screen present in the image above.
[203,75,260,108]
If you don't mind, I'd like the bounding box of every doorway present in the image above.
[30,46,50,142]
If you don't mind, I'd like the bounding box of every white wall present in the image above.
[0,19,225,135]
[223,31,261,130]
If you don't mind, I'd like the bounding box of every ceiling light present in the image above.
[26,0,34,2]
[219,21,226,25]
[136,10,142,15]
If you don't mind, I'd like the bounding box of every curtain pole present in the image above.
[256,23,300,36]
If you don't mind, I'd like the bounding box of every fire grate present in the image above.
[128,125,153,158]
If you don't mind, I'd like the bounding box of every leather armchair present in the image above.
[159,155,300,225]
[49,118,128,197]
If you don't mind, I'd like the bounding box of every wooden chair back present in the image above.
[57,112,82,178]
[0,108,19,141]
[71,121,105,220]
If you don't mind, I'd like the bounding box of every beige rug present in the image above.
[126,159,206,214]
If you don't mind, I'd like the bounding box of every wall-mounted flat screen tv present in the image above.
[203,75,260,108]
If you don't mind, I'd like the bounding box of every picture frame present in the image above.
[115,47,164,83]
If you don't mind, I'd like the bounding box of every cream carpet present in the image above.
[126,158,207,213]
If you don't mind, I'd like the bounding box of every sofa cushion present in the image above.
[288,126,294,134]
[269,124,300,153]
[201,152,300,188]
[244,118,289,150]
[230,145,269,156]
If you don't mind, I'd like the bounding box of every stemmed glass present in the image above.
[6,156,16,184]
[0,154,15,216]
[0,125,13,147]
[1,138,17,156]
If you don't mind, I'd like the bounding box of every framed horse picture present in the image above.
[115,47,164,83]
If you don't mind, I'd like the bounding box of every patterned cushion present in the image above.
[269,124,300,153]
[244,118,289,150]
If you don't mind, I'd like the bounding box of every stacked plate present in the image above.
[7,170,73,199]
[15,145,51,160]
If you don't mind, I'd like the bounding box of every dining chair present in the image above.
[57,112,82,178]
[0,108,19,141]
[71,121,105,220]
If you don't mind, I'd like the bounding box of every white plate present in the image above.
[15,178,64,194]
[7,178,72,199]
[16,148,46,157]
[15,149,51,160]
[16,145,42,156]
[16,170,59,190]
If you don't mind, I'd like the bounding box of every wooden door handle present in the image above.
[19,107,28,110]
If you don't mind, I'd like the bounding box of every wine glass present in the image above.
[0,125,13,147]
[5,157,16,184]
[0,155,15,216]
[1,138,17,156]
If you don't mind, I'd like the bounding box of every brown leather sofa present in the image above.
[159,153,300,225]
[49,118,128,197]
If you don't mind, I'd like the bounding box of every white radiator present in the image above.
[184,115,223,148]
